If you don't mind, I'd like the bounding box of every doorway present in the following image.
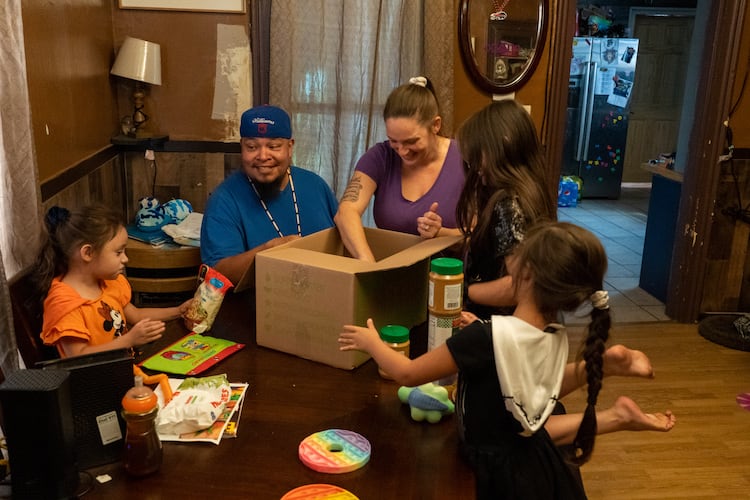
[560,4,696,319]
[623,9,695,183]
[548,0,743,322]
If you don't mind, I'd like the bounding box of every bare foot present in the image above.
[612,395,676,432]
[603,344,654,379]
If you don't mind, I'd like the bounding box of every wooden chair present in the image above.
[125,239,202,306]
[9,269,59,367]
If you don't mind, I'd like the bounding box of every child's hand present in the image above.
[178,298,195,330]
[338,318,381,353]
[459,310,479,328]
[178,298,194,317]
[127,318,166,347]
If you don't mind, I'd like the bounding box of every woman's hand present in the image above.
[126,318,166,347]
[417,202,443,239]
[335,172,378,262]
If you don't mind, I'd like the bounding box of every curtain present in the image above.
[267,0,454,206]
[0,0,41,375]
[0,246,17,378]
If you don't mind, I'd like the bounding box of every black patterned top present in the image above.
[464,195,526,319]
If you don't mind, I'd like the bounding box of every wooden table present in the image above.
[81,291,476,499]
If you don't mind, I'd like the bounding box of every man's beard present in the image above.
[252,169,288,200]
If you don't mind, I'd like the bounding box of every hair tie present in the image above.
[44,206,70,233]
[590,290,609,310]
[408,76,427,88]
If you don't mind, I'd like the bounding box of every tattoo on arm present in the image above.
[341,174,364,203]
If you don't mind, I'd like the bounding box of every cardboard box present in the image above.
[255,227,462,369]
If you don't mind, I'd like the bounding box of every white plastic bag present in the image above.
[155,374,231,435]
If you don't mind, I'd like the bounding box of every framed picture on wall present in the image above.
[118,0,246,13]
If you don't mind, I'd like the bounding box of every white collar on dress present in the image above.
[491,315,568,436]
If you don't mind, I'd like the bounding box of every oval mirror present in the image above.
[458,0,547,94]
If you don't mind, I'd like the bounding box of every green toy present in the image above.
[397,383,455,424]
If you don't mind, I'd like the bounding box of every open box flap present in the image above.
[237,227,462,291]
[235,228,341,292]
[372,234,463,271]
[257,247,377,273]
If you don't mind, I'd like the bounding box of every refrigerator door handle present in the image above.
[575,61,593,161]
[578,61,598,163]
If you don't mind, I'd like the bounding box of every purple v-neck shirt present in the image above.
[355,139,465,234]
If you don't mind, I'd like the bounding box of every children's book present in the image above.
[139,333,245,376]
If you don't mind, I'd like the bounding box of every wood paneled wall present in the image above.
[21,1,249,185]
[728,2,750,147]
[701,153,750,312]
[21,1,118,183]
[111,10,248,142]
[41,149,239,227]
[124,151,235,221]
[41,157,126,217]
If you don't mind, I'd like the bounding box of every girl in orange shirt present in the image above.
[35,205,191,358]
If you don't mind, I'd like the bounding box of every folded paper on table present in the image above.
[140,334,245,375]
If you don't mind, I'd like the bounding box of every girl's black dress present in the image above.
[446,321,587,499]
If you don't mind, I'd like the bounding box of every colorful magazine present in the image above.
[140,333,245,375]
[216,384,247,439]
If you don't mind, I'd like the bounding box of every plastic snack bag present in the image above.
[156,374,232,435]
[184,264,233,333]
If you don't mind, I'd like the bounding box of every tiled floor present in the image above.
[558,185,671,324]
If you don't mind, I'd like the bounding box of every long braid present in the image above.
[571,306,611,464]
[513,221,611,465]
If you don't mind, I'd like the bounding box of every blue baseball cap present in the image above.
[240,105,292,139]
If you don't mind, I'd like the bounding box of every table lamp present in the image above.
[111,36,164,140]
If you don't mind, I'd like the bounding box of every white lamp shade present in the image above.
[111,36,162,86]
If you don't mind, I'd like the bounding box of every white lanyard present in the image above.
[247,170,301,238]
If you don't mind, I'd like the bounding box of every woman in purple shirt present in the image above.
[335,77,465,262]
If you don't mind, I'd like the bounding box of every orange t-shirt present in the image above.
[40,274,132,357]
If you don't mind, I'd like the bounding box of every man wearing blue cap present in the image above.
[201,105,338,286]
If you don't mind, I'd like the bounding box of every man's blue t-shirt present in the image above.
[200,166,338,267]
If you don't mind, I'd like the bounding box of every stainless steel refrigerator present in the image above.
[561,37,639,199]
